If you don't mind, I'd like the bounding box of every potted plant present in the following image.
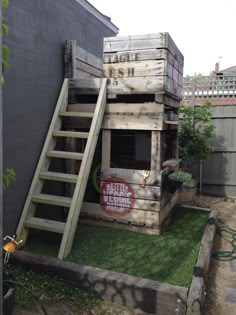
[168,171,196,202]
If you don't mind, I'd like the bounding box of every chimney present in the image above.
[215,62,219,73]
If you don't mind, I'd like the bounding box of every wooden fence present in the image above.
[187,105,236,197]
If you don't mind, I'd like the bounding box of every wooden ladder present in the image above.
[16,78,107,259]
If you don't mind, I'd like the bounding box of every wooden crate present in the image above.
[79,167,178,234]
[103,33,184,100]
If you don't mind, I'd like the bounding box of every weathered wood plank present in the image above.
[68,102,164,115]
[101,167,162,186]
[104,61,183,81]
[194,211,217,281]
[76,46,103,70]
[151,131,161,171]
[107,77,182,99]
[76,59,103,78]
[104,33,184,66]
[69,78,102,94]
[106,102,164,114]
[156,94,181,107]
[159,190,178,224]
[186,276,205,315]
[81,202,160,226]
[102,130,111,168]
[103,49,183,74]
[80,217,162,235]
[102,114,166,130]
[65,40,76,78]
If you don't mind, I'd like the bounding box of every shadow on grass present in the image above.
[25,207,208,287]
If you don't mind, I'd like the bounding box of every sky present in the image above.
[89,0,236,76]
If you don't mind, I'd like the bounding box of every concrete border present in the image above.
[186,210,217,315]
[11,251,188,315]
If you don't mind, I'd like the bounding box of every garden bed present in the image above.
[10,207,217,315]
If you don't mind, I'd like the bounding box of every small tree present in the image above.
[179,101,215,168]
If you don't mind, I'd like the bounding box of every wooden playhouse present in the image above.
[66,33,184,234]
[16,33,183,259]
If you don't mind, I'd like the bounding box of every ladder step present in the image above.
[24,217,65,234]
[39,171,78,183]
[32,193,72,207]
[47,150,84,160]
[59,111,94,118]
[52,131,89,138]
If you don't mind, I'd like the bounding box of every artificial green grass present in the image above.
[24,207,209,287]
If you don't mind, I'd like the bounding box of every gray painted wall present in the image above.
[3,0,117,235]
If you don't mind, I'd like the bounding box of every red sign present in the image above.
[172,56,179,94]
[100,177,135,217]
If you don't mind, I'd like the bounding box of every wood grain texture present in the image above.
[104,32,184,66]
[81,202,160,226]
[104,60,183,81]
[107,77,182,99]
[103,49,183,74]
[102,114,166,130]
[76,46,103,70]
[101,167,162,186]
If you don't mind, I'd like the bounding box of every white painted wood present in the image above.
[31,194,72,207]
[24,217,66,234]
[47,150,84,160]
[39,171,78,183]
[52,130,89,138]
[59,111,94,118]
[59,78,107,259]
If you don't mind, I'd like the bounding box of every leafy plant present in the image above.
[168,171,195,189]
[179,101,214,163]
[2,168,16,190]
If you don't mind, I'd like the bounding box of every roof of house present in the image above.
[75,0,119,34]
[218,65,236,75]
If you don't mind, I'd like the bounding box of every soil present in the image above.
[13,195,236,315]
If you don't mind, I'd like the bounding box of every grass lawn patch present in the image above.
[5,264,100,313]
[24,207,208,287]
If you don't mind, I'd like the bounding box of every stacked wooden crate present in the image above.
[80,33,184,234]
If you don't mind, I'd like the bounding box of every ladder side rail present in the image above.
[58,78,107,259]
